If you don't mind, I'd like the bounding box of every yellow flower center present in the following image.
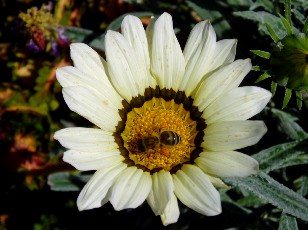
[121,97,197,171]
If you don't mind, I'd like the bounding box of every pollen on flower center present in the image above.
[120,97,198,171]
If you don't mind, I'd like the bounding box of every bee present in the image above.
[137,130,181,152]
[140,135,160,152]
[159,130,181,146]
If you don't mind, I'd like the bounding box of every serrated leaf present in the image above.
[271,108,308,140]
[255,72,271,83]
[107,11,154,31]
[65,26,94,43]
[220,192,252,214]
[252,139,308,173]
[186,0,231,37]
[271,81,278,96]
[222,172,308,222]
[251,50,271,59]
[279,13,293,35]
[252,65,261,71]
[293,10,305,26]
[226,0,253,7]
[295,91,303,110]
[89,12,154,51]
[294,176,308,196]
[47,172,90,192]
[89,33,106,52]
[266,23,280,43]
[249,0,274,12]
[278,212,298,230]
[237,195,267,208]
[266,152,308,172]
[283,88,292,109]
[303,16,308,34]
[233,11,287,40]
[284,0,292,26]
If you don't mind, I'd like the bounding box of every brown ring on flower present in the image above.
[114,87,205,174]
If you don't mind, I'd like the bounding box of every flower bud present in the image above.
[270,34,308,91]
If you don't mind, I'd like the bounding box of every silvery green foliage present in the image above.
[223,172,308,222]
[278,212,298,230]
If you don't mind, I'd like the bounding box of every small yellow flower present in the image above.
[54,13,271,226]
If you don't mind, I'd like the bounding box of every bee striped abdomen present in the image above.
[160,131,181,146]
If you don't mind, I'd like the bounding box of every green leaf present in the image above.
[222,172,308,222]
[47,172,90,192]
[267,153,308,172]
[249,0,274,12]
[88,33,106,52]
[271,108,308,140]
[233,11,287,40]
[295,91,303,110]
[50,99,59,111]
[237,195,267,208]
[65,26,94,43]
[220,192,252,215]
[278,212,298,230]
[226,0,253,7]
[107,11,154,31]
[284,0,292,26]
[266,23,280,43]
[186,0,231,37]
[86,11,153,51]
[294,176,308,196]
[282,88,292,109]
[279,13,293,35]
[303,16,308,34]
[252,139,308,173]
[293,10,305,26]
[255,72,271,83]
[252,65,261,71]
[271,81,278,96]
[250,49,271,59]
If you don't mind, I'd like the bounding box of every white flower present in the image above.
[54,12,271,226]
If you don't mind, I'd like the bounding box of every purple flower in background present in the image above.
[57,27,70,47]
[51,41,60,57]
[27,39,40,52]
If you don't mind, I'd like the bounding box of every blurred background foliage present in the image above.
[0,0,307,229]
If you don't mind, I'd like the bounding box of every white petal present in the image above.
[56,66,123,109]
[160,194,180,226]
[209,39,237,71]
[54,127,117,152]
[77,162,127,210]
[146,16,155,55]
[63,149,123,171]
[70,43,106,82]
[202,120,267,151]
[110,166,152,210]
[121,15,150,73]
[193,59,251,111]
[144,17,159,89]
[180,20,216,95]
[70,43,121,99]
[105,31,148,100]
[196,151,259,177]
[147,170,173,215]
[62,86,121,132]
[206,175,230,189]
[173,164,221,216]
[121,15,157,89]
[150,12,185,90]
[203,86,272,124]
